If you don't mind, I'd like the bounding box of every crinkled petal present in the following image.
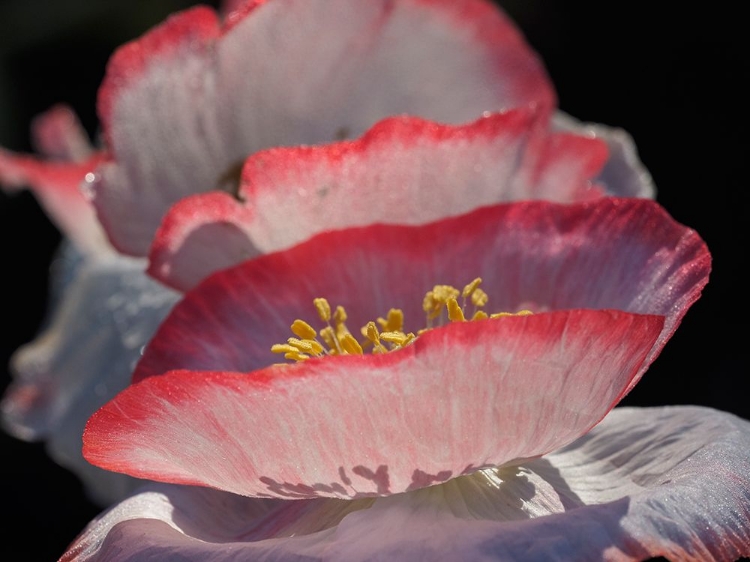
[553,110,656,200]
[84,309,662,499]
[92,0,554,255]
[134,198,709,386]
[64,406,750,561]
[149,109,609,291]
[2,254,179,504]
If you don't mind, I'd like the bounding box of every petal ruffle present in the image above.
[148,109,610,291]
[553,111,656,200]
[63,406,750,561]
[84,309,663,498]
[84,198,709,499]
[134,198,709,385]
[92,0,554,256]
[2,254,179,504]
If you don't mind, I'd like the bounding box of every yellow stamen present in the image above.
[271,343,300,355]
[333,305,347,325]
[314,298,331,322]
[447,297,465,322]
[471,288,489,308]
[340,333,364,355]
[490,309,533,319]
[365,321,388,354]
[284,350,310,362]
[285,338,312,353]
[424,285,460,321]
[287,337,324,356]
[377,308,404,332]
[380,331,417,348]
[290,319,317,341]
[461,277,483,298]
[319,326,341,354]
[471,310,489,321]
[272,278,533,363]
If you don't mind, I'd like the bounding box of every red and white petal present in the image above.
[93,0,554,256]
[85,309,662,499]
[149,110,609,291]
[219,0,248,18]
[1,254,178,505]
[147,191,259,292]
[134,198,708,385]
[553,111,656,199]
[325,406,750,561]
[0,149,109,256]
[31,104,94,162]
[65,406,750,561]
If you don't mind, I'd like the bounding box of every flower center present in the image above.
[272,278,532,363]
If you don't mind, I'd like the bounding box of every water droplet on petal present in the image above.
[80,172,99,201]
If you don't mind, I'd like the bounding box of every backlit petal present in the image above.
[64,406,750,561]
[2,254,179,504]
[134,198,709,385]
[0,149,108,256]
[553,111,655,200]
[84,310,663,498]
[92,0,554,255]
[149,109,609,291]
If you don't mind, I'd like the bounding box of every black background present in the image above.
[1,1,747,560]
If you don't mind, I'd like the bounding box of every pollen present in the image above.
[271,277,533,362]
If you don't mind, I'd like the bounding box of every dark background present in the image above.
[1,1,746,559]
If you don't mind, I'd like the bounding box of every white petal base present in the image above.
[63,406,750,561]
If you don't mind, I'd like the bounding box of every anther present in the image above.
[471,288,488,308]
[314,298,332,322]
[447,298,466,322]
[340,333,364,355]
[462,277,483,298]
[365,322,388,353]
[291,319,317,341]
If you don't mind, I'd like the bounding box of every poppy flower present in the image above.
[1,0,653,504]
[60,198,749,561]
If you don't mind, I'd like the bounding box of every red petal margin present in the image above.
[84,309,662,499]
[133,198,709,393]
[0,149,108,255]
[30,103,93,162]
[1,104,110,254]
[96,7,222,145]
[92,0,555,257]
[148,109,608,291]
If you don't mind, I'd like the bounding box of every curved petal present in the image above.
[0,148,109,256]
[219,0,247,18]
[30,103,94,162]
[65,407,750,561]
[134,198,709,385]
[553,110,656,200]
[2,254,179,504]
[92,0,554,256]
[0,104,110,256]
[149,109,609,291]
[85,309,662,498]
